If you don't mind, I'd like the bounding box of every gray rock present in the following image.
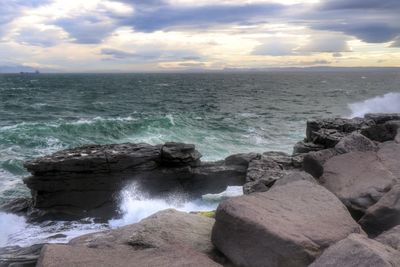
[212,181,364,267]
[320,151,397,213]
[365,113,400,124]
[375,225,400,251]
[306,117,374,144]
[22,142,248,220]
[243,156,286,194]
[272,171,317,187]
[359,183,400,236]
[24,143,161,175]
[334,133,377,154]
[0,244,43,267]
[37,209,224,267]
[293,141,325,154]
[262,151,293,169]
[161,142,202,166]
[224,153,260,167]
[303,148,338,178]
[242,180,269,194]
[378,142,400,179]
[309,234,400,267]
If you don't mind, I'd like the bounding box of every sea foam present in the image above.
[108,183,242,228]
[0,212,27,247]
[349,92,400,118]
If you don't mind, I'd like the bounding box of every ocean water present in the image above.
[0,71,399,247]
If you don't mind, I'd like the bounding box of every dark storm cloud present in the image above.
[55,16,117,44]
[118,3,285,32]
[319,0,400,11]
[305,0,400,43]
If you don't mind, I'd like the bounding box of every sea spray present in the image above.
[349,92,400,118]
[0,212,27,246]
[108,183,243,228]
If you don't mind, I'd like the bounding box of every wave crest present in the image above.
[349,92,400,118]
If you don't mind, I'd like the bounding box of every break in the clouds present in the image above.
[0,0,399,72]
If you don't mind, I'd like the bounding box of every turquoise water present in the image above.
[0,72,399,205]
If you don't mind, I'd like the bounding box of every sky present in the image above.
[0,0,399,72]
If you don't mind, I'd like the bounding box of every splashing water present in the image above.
[108,183,243,228]
[0,212,27,247]
[349,92,400,118]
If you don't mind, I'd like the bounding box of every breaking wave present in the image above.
[349,92,400,118]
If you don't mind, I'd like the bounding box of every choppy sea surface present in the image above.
[0,72,399,247]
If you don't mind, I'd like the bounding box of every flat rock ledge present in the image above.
[36,209,227,267]
[21,142,249,220]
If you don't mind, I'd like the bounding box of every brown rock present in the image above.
[212,181,363,267]
[37,209,224,267]
[321,151,397,213]
[375,225,400,251]
[309,234,400,267]
[359,183,400,236]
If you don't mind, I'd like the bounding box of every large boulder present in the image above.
[37,209,224,267]
[320,151,397,214]
[359,183,400,236]
[272,171,317,187]
[334,133,377,154]
[378,142,400,179]
[211,181,363,267]
[309,234,400,267]
[293,141,324,154]
[303,148,338,178]
[375,225,400,251]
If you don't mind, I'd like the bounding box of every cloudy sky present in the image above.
[1,0,400,72]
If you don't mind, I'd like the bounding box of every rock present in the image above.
[0,244,43,267]
[361,124,398,142]
[161,142,202,166]
[24,143,161,175]
[293,141,324,154]
[377,142,400,179]
[365,113,400,124]
[272,171,317,187]
[262,151,293,169]
[242,180,269,194]
[243,156,286,194]
[224,153,260,167]
[375,225,400,251]
[309,234,400,267]
[246,156,284,184]
[320,151,397,214]
[22,142,248,220]
[37,210,224,267]
[306,117,374,144]
[303,148,338,178]
[358,183,400,236]
[334,133,377,154]
[211,181,364,267]
[291,153,305,168]
[0,198,31,214]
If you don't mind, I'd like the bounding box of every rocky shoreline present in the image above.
[1,113,400,266]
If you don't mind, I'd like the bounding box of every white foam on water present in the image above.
[202,186,243,202]
[349,92,400,118]
[109,183,243,228]
[0,212,27,247]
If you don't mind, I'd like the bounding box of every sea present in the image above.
[0,71,399,247]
